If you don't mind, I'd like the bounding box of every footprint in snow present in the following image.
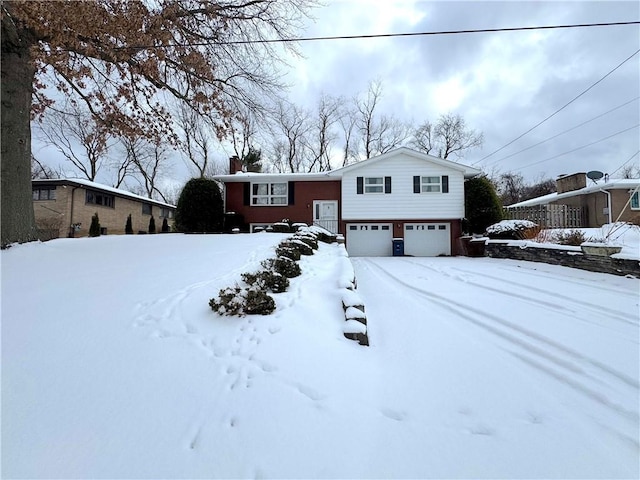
[380,408,406,422]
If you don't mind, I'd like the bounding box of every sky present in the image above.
[32,0,639,192]
[283,0,640,181]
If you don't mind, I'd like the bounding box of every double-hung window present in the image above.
[631,190,639,210]
[413,175,449,193]
[365,177,383,193]
[252,182,287,205]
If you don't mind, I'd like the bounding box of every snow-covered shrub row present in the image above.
[486,219,541,240]
[210,230,325,317]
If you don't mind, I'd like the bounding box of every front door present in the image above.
[313,200,338,233]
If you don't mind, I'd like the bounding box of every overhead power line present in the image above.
[484,97,640,167]
[610,150,640,176]
[517,124,640,171]
[474,47,640,165]
[114,21,640,50]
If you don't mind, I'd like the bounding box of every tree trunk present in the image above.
[1,22,38,247]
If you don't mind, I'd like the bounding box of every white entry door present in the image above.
[313,200,338,233]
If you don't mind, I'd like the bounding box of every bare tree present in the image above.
[433,113,484,160]
[35,104,112,181]
[267,100,311,173]
[411,121,435,155]
[355,80,383,159]
[121,136,169,201]
[2,0,316,246]
[338,103,358,167]
[175,104,216,178]
[497,172,526,206]
[619,163,640,179]
[306,93,341,172]
[372,114,411,155]
[30,154,58,179]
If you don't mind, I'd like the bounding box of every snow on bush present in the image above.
[241,270,290,293]
[209,285,276,316]
[261,256,301,278]
[343,319,367,334]
[486,220,541,240]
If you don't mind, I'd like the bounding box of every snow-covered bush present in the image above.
[262,256,301,278]
[275,244,302,261]
[292,234,318,250]
[554,229,588,246]
[486,220,540,240]
[241,270,289,293]
[209,286,276,316]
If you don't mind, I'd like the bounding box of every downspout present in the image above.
[68,184,80,237]
[598,188,612,225]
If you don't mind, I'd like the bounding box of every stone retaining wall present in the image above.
[484,241,640,277]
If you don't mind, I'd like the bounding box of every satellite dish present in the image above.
[587,170,604,182]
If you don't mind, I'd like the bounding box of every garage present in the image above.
[404,223,451,256]
[346,223,393,256]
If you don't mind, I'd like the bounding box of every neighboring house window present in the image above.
[86,190,115,208]
[159,207,174,218]
[356,176,392,194]
[413,175,449,193]
[252,182,287,205]
[32,187,56,200]
[142,203,152,215]
[631,191,640,210]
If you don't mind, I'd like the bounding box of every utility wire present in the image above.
[113,21,640,49]
[517,124,640,171]
[474,47,640,164]
[610,150,640,176]
[484,97,640,167]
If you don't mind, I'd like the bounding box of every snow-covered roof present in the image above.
[32,178,176,208]
[506,178,640,208]
[212,147,482,182]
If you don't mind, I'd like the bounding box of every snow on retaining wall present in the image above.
[336,244,369,346]
[485,241,640,277]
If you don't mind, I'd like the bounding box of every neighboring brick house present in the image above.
[505,172,640,227]
[32,178,176,239]
[213,147,481,256]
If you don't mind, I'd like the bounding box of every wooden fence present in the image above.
[504,204,585,228]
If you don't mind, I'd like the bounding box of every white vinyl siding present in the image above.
[342,155,465,220]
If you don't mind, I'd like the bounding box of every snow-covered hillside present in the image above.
[2,234,638,478]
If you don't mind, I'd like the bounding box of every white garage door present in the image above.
[346,223,393,257]
[404,223,451,256]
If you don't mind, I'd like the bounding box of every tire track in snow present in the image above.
[404,259,637,327]
[355,258,639,449]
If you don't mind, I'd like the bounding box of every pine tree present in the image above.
[161,217,169,233]
[89,213,101,237]
[125,214,133,234]
[148,216,156,234]
[464,176,503,234]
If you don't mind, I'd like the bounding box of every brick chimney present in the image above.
[556,172,586,194]
[229,155,243,174]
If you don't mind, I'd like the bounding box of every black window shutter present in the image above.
[288,181,295,205]
[356,177,363,194]
[385,176,392,194]
[243,183,250,205]
[413,176,420,193]
[442,175,449,193]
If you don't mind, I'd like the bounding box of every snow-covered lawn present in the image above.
[2,234,638,479]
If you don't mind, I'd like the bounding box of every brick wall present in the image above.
[485,241,640,277]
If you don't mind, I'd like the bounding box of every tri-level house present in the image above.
[214,147,481,257]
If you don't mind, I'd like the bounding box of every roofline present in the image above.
[212,147,482,182]
[505,179,640,208]
[32,178,176,208]
[330,147,481,178]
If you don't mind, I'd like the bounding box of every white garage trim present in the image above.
[404,223,451,256]
[346,223,393,257]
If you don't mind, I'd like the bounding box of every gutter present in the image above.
[598,188,612,225]
[68,184,81,237]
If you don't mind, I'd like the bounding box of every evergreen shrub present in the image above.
[464,176,503,235]
[262,256,301,278]
[89,213,101,237]
[125,214,134,234]
[175,178,224,232]
[241,270,289,293]
[148,216,156,234]
[275,244,301,261]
